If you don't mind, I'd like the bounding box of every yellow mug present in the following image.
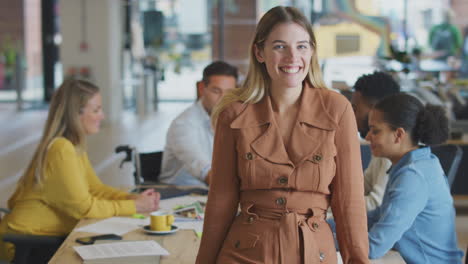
[150,211,174,231]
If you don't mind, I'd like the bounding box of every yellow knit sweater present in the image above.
[0,137,136,260]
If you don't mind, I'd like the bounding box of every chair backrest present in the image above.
[431,144,463,188]
[137,151,163,184]
[360,144,372,170]
[465,246,467,264]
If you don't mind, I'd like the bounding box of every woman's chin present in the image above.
[85,128,100,135]
[370,149,381,158]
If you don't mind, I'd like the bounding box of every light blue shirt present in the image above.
[368,147,464,263]
[159,100,213,186]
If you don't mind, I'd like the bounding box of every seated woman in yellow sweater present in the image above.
[0,79,160,261]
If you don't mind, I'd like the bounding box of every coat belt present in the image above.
[240,190,329,264]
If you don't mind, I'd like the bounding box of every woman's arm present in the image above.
[83,155,134,200]
[368,169,428,259]
[196,109,240,264]
[42,139,136,219]
[331,103,370,264]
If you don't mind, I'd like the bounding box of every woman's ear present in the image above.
[394,127,406,144]
[254,44,265,63]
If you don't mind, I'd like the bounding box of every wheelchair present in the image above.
[115,145,208,199]
[115,145,163,186]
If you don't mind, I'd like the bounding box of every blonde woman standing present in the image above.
[0,79,160,262]
[196,6,369,264]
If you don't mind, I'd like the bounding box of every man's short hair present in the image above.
[202,61,238,84]
[353,71,400,105]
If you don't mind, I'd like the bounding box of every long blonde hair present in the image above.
[20,79,99,186]
[212,6,328,124]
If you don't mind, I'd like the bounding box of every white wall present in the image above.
[60,0,123,123]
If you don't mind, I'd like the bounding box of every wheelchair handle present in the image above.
[115,145,133,168]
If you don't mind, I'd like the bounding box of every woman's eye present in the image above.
[298,44,308,49]
[273,45,285,50]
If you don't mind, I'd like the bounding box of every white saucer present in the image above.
[143,225,179,235]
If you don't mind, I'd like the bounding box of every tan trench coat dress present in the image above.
[196,85,370,264]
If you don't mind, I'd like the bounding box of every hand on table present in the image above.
[134,189,161,213]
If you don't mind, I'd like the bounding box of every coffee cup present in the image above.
[150,211,174,231]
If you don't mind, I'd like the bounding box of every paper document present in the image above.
[159,195,207,212]
[174,221,204,238]
[74,240,169,260]
[75,217,147,235]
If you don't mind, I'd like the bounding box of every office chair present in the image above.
[115,145,208,199]
[115,145,163,185]
[431,144,463,189]
[0,208,65,264]
[138,151,163,183]
[360,144,372,170]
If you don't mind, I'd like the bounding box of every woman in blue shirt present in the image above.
[365,93,464,263]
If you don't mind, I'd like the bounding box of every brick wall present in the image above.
[0,1,24,49]
[0,0,42,81]
[212,0,257,74]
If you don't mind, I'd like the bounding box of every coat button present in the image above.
[319,252,325,262]
[312,222,319,229]
[276,197,286,205]
[247,216,255,223]
[235,240,240,248]
[245,152,254,160]
[278,176,288,185]
[313,154,322,163]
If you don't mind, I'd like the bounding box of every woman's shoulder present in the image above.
[307,88,352,123]
[47,137,77,156]
[315,88,351,108]
[393,155,436,185]
[218,101,249,123]
[390,164,427,191]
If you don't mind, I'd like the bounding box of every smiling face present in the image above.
[365,109,399,159]
[79,93,105,135]
[255,22,313,92]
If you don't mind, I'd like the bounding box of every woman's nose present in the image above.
[286,47,298,60]
[365,132,371,142]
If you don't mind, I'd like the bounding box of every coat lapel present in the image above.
[288,85,338,164]
[229,85,338,166]
[230,96,292,166]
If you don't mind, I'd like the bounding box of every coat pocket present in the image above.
[218,216,265,263]
[236,146,256,186]
[236,145,274,189]
[231,232,259,249]
[305,147,337,191]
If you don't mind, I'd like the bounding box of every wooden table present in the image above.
[49,218,405,264]
[48,218,200,264]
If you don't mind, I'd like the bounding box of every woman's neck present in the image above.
[270,85,302,114]
[389,145,419,165]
